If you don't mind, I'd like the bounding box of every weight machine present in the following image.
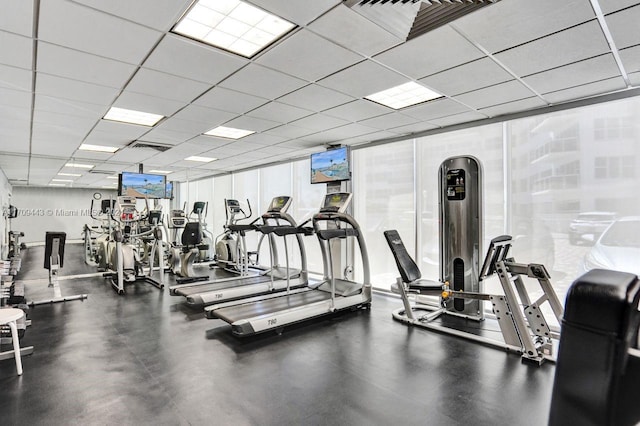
[386,156,563,365]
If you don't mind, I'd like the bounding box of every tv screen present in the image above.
[166,181,173,199]
[118,172,166,199]
[310,146,350,184]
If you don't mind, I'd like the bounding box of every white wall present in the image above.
[0,169,12,257]
[10,187,117,244]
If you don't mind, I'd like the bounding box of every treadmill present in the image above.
[170,196,309,307]
[205,192,372,336]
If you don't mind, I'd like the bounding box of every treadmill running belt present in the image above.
[213,290,332,324]
[174,275,273,297]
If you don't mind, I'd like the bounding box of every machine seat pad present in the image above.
[384,230,421,284]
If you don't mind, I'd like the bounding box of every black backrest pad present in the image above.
[182,222,202,246]
[384,230,421,283]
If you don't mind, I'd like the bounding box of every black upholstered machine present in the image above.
[549,269,640,426]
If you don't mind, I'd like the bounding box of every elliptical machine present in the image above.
[104,196,164,294]
[214,199,257,276]
[84,196,115,268]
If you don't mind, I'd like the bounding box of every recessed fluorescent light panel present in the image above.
[173,0,295,58]
[365,82,443,109]
[65,162,94,169]
[79,144,119,153]
[185,156,217,163]
[106,176,118,180]
[49,183,66,187]
[149,170,173,174]
[58,172,81,177]
[204,126,255,139]
[51,179,73,182]
[103,107,164,127]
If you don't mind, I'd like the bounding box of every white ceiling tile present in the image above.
[256,29,362,82]
[265,124,316,139]
[0,1,33,36]
[126,68,211,103]
[337,130,398,146]
[142,127,194,146]
[193,86,268,114]
[402,98,471,121]
[479,97,548,118]
[31,128,84,157]
[619,45,640,73]
[246,102,313,123]
[39,0,162,64]
[154,117,213,135]
[277,84,354,112]
[219,64,307,100]
[107,147,158,163]
[317,60,408,98]
[454,0,595,53]
[0,64,32,91]
[0,119,30,153]
[254,145,295,156]
[277,139,325,149]
[82,130,138,147]
[144,34,248,84]
[543,76,627,104]
[453,80,538,109]
[606,4,640,49]
[428,111,487,127]
[32,109,96,135]
[70,149,113,161]
[241,133,287,146]
[323,100,391,122]
[0,31,32,69]
[115,91,186,117]
[303,122,378,142]
[357,112,419,131]
[601,0,640,14]
[36,73,119,105]
[92,119,152,140]
[419,58,513,97]
[0,87,31,109]
[73,0,191,31]
[34,95,109,119]
[189,135,233,149]
[495,20,610,77]
[224,115,281,132]
[171,105,237,127]
[37,42,137,88]
[309,4,402,57]
[386,121,438,136]
[374,25,484,79]
[290,113,350,132]
[628,71,640,85]
[523,54,621,94]
[246,0,341,25]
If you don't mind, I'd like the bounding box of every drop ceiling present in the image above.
[0,0,639,187]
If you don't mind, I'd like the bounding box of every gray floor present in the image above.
[0,244,556,425]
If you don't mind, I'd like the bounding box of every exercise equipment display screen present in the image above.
[321,193,351,213]
[446,169,466,201]
[118,172,166,199]
[267,196,291,212]
[310,146,350,184]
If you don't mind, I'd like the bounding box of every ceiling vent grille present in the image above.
[127,141,172,152]
[344,0,500,40]
[88,169,114,175]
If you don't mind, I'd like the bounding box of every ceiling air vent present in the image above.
[127,141,172,152]
[344,0,500,41]
[88,169,114,175]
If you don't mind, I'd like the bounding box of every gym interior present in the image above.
[1,0,640,424]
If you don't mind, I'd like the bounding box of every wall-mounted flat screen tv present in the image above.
[118,172,166,199]
[310,146,350,184]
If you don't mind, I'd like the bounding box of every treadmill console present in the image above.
[267,196,292,213]
[320,192,352,214]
